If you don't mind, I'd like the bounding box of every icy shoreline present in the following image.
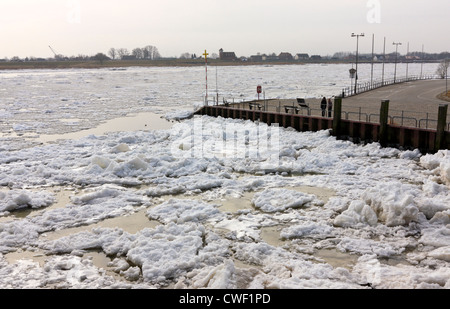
[1,114,449,289]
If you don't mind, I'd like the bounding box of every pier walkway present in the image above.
[196,79,450,153]
[341,79,450,129]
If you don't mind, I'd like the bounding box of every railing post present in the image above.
[379,100,390,146]
[435,104,448,152]
[332,97,342,137]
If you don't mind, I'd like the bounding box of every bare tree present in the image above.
[152,47,161,60]
[333,51,353,59]
[108,48,117,60]
[93,53,109,65]
[117,48,130,60]
[132,48,144,59]
[179,52,191,59]
[436,59,450,79]
[142,45,161,60]
[71,54,89,61]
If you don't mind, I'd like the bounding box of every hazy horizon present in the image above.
[1,0,449,59]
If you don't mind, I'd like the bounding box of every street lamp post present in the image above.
[351,33,364,95]
[393,42,402,83]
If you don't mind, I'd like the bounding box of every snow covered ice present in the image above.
[1,64,449,289]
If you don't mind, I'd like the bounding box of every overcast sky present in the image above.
[1,0,448,58]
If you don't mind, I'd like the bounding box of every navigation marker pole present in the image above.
[216,66,219,106]
[203,50,209,106]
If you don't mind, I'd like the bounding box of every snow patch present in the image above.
[0,190,55,214]
[146,199,224,224]
[280,222,334,239]
[420,150,450,185]
[252,188,315,213]
[333,200,378,227]
[362,181,419,226]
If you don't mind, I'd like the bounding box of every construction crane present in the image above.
[49,45,64,60]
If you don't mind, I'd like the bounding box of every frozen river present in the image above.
[0,62,438,148]
[0,63,449,289]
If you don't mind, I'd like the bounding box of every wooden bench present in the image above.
[296,98,311,115]
[284,106,300,114]
[297,98,309,109]
[249,102,262,110]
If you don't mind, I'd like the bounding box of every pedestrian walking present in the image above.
[321,97,327,117]
[327,98,333,117]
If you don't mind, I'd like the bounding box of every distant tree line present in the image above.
[179,52,219,59]
[108,45,161,60]
[408,51,450,61]
[2,47,449,64]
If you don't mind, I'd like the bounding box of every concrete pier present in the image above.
[196,80,450,153]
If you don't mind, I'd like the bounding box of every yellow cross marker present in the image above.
[203,50,209,105]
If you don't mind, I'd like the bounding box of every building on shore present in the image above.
[262,54,279,61]
[295,53,310,60]
[122,55,137,61]
[250,54,263,62]
[278,52,294,61]
[219,48,237,61]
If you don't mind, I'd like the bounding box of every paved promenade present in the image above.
[342,79,448,116]
[231,79,449,129]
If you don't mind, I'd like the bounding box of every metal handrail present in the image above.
[216,93,450,131]
[391,116,418,128]
[213,100,450,131]
[341,75,438,98]
[367,114,394,124]
[343,111,369,122]
[419,118,437,129]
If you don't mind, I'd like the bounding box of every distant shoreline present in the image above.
[0,59,440,71]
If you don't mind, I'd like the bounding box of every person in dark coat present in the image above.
[321,97,327,117]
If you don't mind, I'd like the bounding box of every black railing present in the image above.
[341,75,438,98]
